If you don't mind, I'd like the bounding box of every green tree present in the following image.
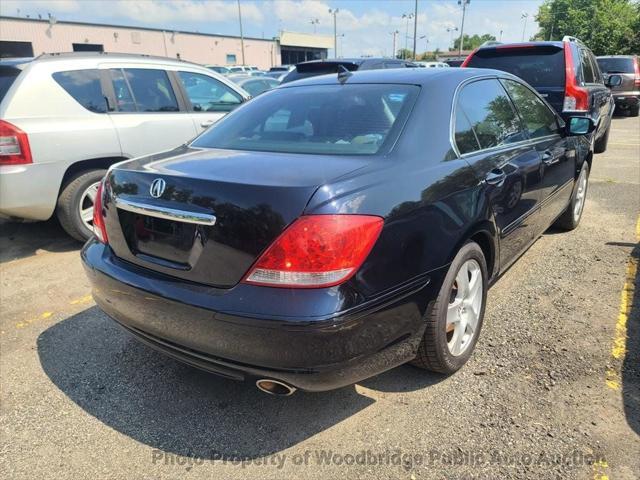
[452,33,497,51]
[396,48,413,59]
[534,0,639,55]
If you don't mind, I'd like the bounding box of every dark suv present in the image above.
[596,55,639,117]
[463,36,615,153]
[281,58,417,84]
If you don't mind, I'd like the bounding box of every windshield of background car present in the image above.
[466,46,565,88]
[596,57,634,73]
[191,84,419,155]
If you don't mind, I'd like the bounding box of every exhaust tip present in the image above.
[256,379,296,396]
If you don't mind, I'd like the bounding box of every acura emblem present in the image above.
[150,178,166,198]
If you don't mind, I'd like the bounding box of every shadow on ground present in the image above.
[37,306,442,459]
[622,241,639,437]
[0,218,79,263]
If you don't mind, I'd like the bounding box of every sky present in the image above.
[0,0,545,57]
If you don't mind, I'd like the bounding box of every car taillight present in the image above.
[93,180,108,244]
[633,56,640,87]
[563,44,589,112]
[243,214,383,288]
[0,120,32,165]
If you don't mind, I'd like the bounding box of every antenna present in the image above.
[337,64,352,84]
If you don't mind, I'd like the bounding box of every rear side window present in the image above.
[121,68,178,112]
[109,69,136,112]
[191,84,419,155]
[502,80,559,139]
[454,110,481,154]
[52,69,107,113]
[0,67,20,102]
[177,71,243,112]
[466,46,565,88]
[596,57,635,73]
[455,79,525,152]
[580,48,596,83]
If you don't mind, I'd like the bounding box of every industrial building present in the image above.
[0,16,333,69]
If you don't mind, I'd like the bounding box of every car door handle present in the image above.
[542,150,558,165]
[485,169,506,186]
[200,120,215,128]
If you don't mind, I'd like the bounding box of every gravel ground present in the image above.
[1,117,638,480]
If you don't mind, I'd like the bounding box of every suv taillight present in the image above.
[93,180,108,244]
[633,56,640,88]
[0,120,32,165]
[243,215,383,288]
[563,44,589,112]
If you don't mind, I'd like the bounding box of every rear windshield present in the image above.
[282,62,359,83]
[596,57,635,73]
[0,67,20,102]
[467,46,565,88]
[191,84,419,155]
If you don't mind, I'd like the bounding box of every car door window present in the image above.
[580,48,596,84]
[178,71,243,112]
[52,69,107,113]
[455,78,525,151]
[502,80,559,139]
[109,68,136,112]
[121,68,179,112]
[454,109,481,154]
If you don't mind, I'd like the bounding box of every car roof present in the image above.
[277,67,512,88]
[30,51,201,68]
[474,41,566,53]
[295,57,409,67]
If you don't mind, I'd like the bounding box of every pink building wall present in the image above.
[0,17,280,69]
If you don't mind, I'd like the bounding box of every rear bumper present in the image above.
[81,240,445,391]
[0,162,63,221]
[612,93,639,109]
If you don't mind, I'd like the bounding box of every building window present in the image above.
[72,43,104,52]
[0,41,34,58]
[226,54,237,64]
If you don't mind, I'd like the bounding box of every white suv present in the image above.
[0,52,249,241]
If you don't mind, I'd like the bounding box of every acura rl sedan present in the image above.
[82,68,594,395]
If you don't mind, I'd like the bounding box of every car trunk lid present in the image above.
[103,145,369,287]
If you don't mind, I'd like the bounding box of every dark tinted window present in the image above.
[466,46,565,88]
[0,67,20,101]
[456,79,524,151]
[240,79,273,97]
[192,84,418,155]
[596,57,635,73]
[52,69,107,113]
[178,71,242,112]
[122,69,178,112]
[109,69,136,112]
[455,110,481,154]
[580,48,596,83]
[503,80,559,138]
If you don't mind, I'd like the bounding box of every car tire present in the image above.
[56,169,107,242]
[593,124,610,154]
[553,161,589,231]
[411,241,488,374]
[629,105,639,117]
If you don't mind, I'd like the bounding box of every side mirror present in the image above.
[605,74,623,87]
[566,117,595,136]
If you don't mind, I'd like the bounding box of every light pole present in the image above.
[390,30,399,58]
[446,26,458,51]
[499,29,503,42]
[310,18,319,34]
[457,0,470,57]
[337,33,345,58]
[402,12,414,59]
[412,0,418,61]
[521,13,529,41]
[419,35,428,59]
[237,0,245,65]
[329,8,339,58]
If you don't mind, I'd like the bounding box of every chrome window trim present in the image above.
[113,196,216,226]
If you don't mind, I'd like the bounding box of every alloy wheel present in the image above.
[446,259,483,356]
[78,181,100,232]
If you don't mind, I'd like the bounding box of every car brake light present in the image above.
[0,120,32,165]
[93,180,108,244]
[633,56,640,87]
[563,44,589,112]
[460,48,479,68]
[243,215,383,288]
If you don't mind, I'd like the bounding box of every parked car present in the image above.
[596,55,639,117]
[205,65,231,75]
[462,36,616,153]
[263,71,287,82]
[445,59,464,67]
[0,52,249,241]
[228,65,259,74]
[416,61,450,68]
[268,65,294,73]
[83,68,595,395]
[281,58,417,84]
[228,74,280,96]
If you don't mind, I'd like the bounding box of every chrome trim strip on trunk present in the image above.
[113,197,216,226]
